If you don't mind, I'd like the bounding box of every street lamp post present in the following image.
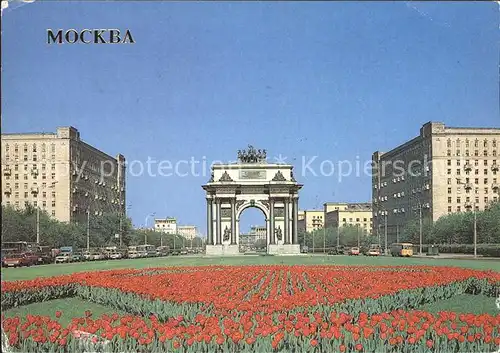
[144,212,156,245]
[419,205,423,255]
[86,209,90,252]
[456,180,477,259]
[384,213,388,254]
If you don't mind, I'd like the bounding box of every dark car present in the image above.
[328,246,345,255]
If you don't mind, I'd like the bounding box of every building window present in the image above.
[465,150,470,157]
[448,197,452,203]
[51,144,55,153]
[466,197,470,202]
[447,139,452,148]
[42,201,46,208]
[474,150,479,156]
[475,197,479,204]
[14,174,19,180]
[457,206,461,212]
[456,150,460,156]
[51,164,56,171]
[457,197,461,204]
[447,206,452,213]
[24,155,28,161]
[457,160,461,166]
[484,197,489,203]
[51,210,55,216]
[42,192,46,198]
[14,164,18,171]
[24,192,28,198]
[456,169,461,175]
[484,140,488,148]
[484,150,488,156]
[484,178,488,184]
[51,173,56,179]
[448,187,451,194]
[447,169,451,175]
[23,144,28,153]
[51,201,56,207]
[447,150,451,156]
[475,178,479,184]
[447,160,451,166]
[447,178,451,185]
[484,160,488,166]
[484,169,488,175]
[42,173,46,180]
[494,150,497,156]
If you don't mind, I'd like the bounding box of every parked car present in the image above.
[3,252,39,267]
[367,248,381,256]
[156,246,170,257]
[82,251,93,261]
[108,252,122,260]
[55,253,72,263]
[73,253,84,262]
[171,250,180,256]
[300,246,309,254]
[348,247,360,256]
[328,246,345,255]
[91,252,105,261]
[138,251,148,258]
[180,249,188,255]
[128,251,140,259]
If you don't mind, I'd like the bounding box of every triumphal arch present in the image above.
[202,146,303,256]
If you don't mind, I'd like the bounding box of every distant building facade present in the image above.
[324,202,373,235]
[372,121,500,243]
[297,210,324,233]
[177,225,197,240]
[154,218,177,234]
[1,126,126,223]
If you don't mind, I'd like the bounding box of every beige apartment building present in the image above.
[297,210,324,233]
[1,126,126,223]
[324,202,373,235]
[372,121,500,243]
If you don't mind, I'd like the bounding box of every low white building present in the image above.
[177,225,197,240]
[154,217,177,234]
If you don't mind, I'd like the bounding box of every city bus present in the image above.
[390,243,414,257]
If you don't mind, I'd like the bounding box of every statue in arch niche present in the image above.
[275,226,283,241]
[223,226,231,241]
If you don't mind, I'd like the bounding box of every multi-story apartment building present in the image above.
[297,210,324,233]
[324,202,373,235]
[372,122,500,243]
[154,217,177,234]
[1,126,126,223]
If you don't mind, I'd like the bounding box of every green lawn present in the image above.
[1,254,499,282]
[3,298,128,326]
[418,294,498,315]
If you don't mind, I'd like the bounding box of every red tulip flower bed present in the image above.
[2,265,499,352]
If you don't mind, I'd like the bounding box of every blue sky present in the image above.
[2,1,499,234]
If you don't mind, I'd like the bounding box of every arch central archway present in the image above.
[237,205,268,253]
[202,146,303,256]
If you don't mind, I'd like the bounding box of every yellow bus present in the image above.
[390,243,414,257]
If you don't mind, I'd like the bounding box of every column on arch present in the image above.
[206,197,213,245]
[284,197,290,244]
[292,196,299,245]
[269,198,276,245]
[230,198,237,245]
[215,198,222,245]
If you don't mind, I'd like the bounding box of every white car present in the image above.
[128,251,140,259]
[82,252,92,261]
[108,252,122,260]
[55,253,71,263]
[91,253,104,261]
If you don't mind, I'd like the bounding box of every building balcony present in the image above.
[3,167,11,176]
[492,183,499,191]
[4,187,12,194]
[463,183,473,190]
[464,202,473,209]
[464,163,473,171]
[492,165,499,172]
[30,187,39,195]
[30,169,38,176]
